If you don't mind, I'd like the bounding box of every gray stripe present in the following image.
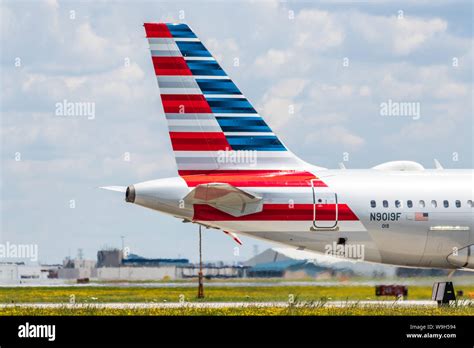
[262,192,312,204]
[159,88,202,95]
[150,43,178,50]
[166,113,215,120]
[175,157,297,165]
[168,125,222,132]
[148,38,175,44]
[158,79,199,89]
[157,76,196,83]
[151,50,181,57]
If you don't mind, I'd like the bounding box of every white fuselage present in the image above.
[128,168,474,270]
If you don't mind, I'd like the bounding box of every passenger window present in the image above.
[370,200,376,208]
[468,200,473,208]
[419,200,425,208]
[443,200,449,208]
[407,200,413,208]
[431,200,437,208]
[395,200,402,208]
[383,200,388,208]
[455,200,461,208]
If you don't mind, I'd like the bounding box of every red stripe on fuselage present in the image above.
[193,204,358,221]
[161,94,212,114]
[169,132,230,151]
[144,23,172,38]
[179,169,286,176]
[180,170,326,187]
[152,57,191,76]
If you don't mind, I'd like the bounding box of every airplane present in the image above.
[103,23,473,271]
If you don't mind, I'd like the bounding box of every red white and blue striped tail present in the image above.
[144,23,309,176]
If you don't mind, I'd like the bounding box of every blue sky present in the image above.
[1,0,472,264]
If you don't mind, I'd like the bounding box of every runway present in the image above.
[4,278,474,288]
[2,300,473,309]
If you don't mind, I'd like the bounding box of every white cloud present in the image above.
[379,72,424,99]
[254,49,293,76]
[359,85,371,97]
[260,96,301,130]
[309,83,355,101]
[258,78,308,130]
[305,126,365,149]
[392,17,447,55]
[385,116,456,143]
[251,9,344,77]
[205,37,240,63]
[74,23,108,57]
[295,9,344,50]
[434,82,468,99]
[266,78,308,98]
[350,13,447,55]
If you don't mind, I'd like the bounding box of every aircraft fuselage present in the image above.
[126,168,474,270]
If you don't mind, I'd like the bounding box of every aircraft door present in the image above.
[311,180,338,230]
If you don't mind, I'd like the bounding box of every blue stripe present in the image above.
[196,79,241,94]
[227,136,286,151]
[176,42,211,57]
[207,98,256,113]
[166,24,197,38]
[187,61,226,76]
[216,117,272,132]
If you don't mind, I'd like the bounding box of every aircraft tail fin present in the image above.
[144,23,312,175]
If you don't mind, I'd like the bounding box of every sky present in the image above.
[1,0,472,264]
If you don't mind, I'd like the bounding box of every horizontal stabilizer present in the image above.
[100,186,127,193]
[183,183,263,217]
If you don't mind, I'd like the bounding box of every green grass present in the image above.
[1,285,474,303]
[1,285,473,316]
[2,304,474,316]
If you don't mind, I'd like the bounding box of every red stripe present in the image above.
[179,170,290,176]
[194,204,358,221]
[180,170,325,187]
[169,132,230,151]
[152,57,191,76]
[161,94,212,114]
[144,23,172,38]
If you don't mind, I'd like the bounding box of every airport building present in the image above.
[95,249,246,280]
[58,257,97,280]
[2,247,470,284]
[0,262,61,284]
[96,249,190,281]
